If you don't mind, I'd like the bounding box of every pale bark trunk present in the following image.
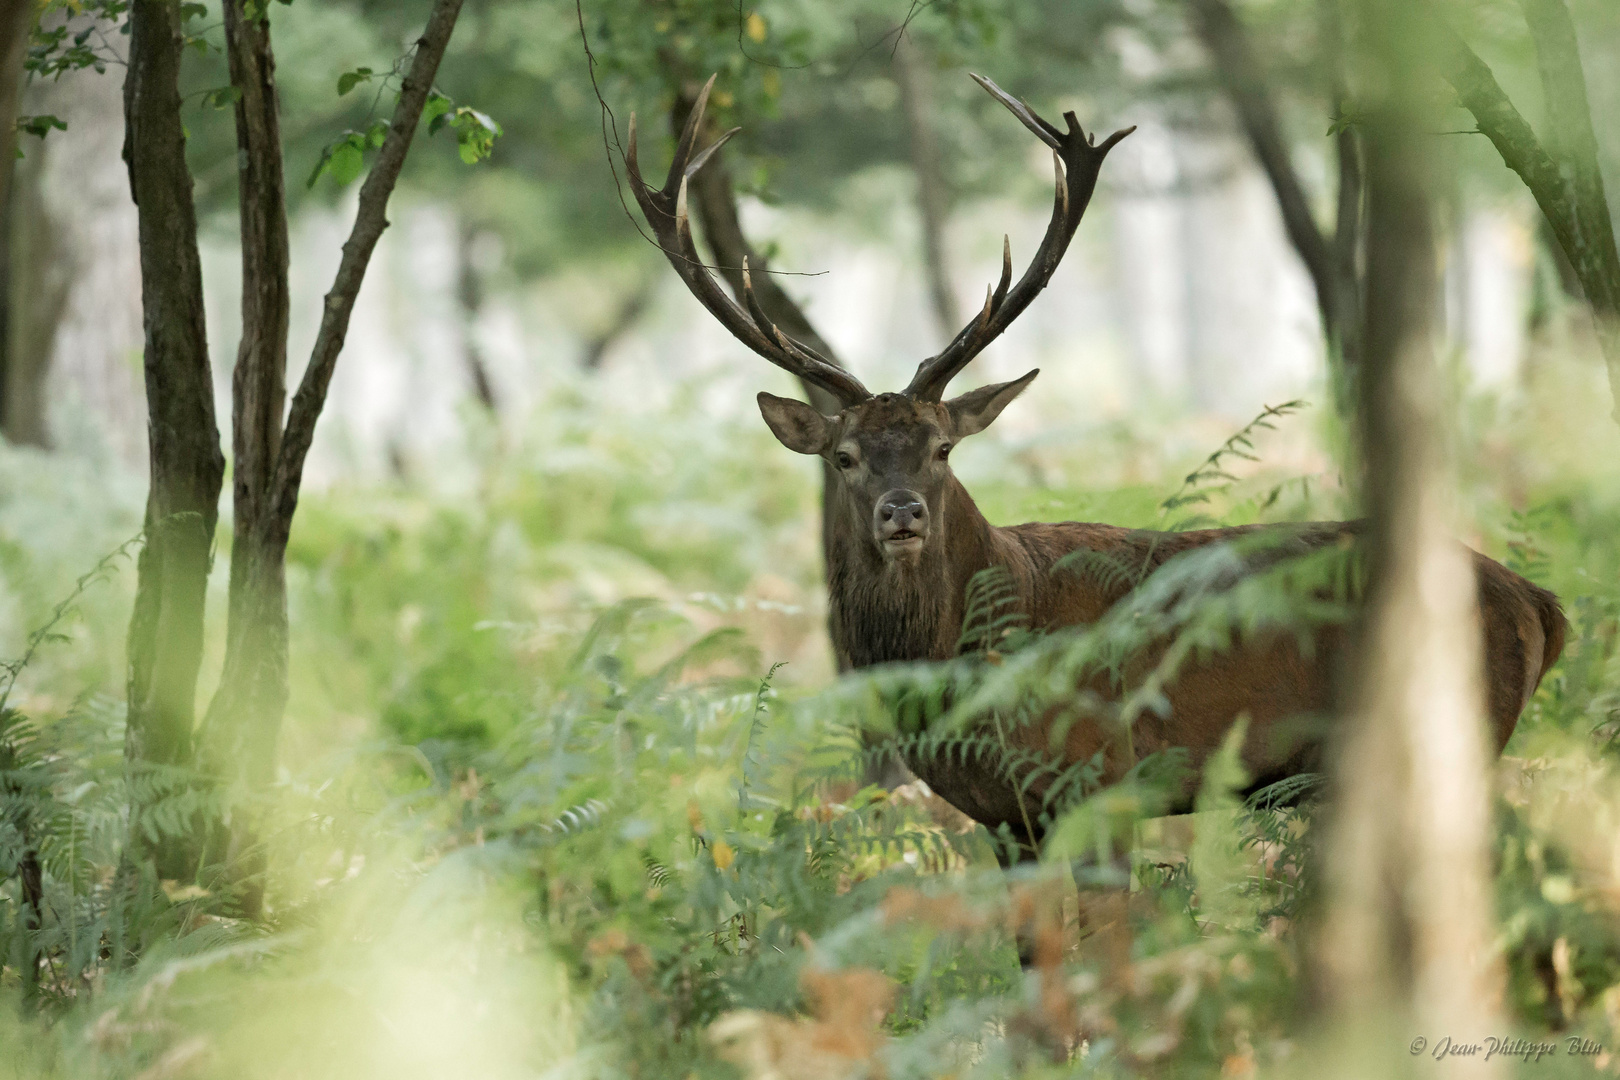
[9,51,147,459]
[4,142,66,449]
[1316,0,1504,1066]
[122,0,225,880]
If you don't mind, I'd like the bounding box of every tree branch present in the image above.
[1187,0,1360,378]
[1518,0,1620,318]
[268,0,465,537]
[1439,18,1620,421]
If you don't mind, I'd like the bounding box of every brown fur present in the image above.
[786,392,1567,849]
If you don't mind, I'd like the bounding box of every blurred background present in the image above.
[4,1,1620,1076]
[8,0,1616,682]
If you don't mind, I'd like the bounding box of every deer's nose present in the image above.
[875,490,928,540]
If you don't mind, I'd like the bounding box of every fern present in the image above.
[1159,400,1308,530]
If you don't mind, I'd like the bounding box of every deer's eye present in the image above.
[937,443,952,461]
[836,451,856,469]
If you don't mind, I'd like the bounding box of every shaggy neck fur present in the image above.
[826,475,999,667]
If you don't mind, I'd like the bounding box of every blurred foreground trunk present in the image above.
[121,0,226,881]
[1315,0,1504,1070]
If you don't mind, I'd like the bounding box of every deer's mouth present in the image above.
[881,529,925,552]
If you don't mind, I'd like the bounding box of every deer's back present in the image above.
[908,518,1565,834]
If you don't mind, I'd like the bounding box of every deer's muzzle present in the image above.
[875,489,929,552]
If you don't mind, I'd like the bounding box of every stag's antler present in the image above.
[625,75,872,407]
[903,76,1134,402]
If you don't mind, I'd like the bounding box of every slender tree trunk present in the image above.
[199,0,465,916]
[7,46,147,459]
[892,34,958,341]
[580,270,655,371]
[121,0,225,881]
[0,0,31,436]
[1187,0,1363,400]
[195,0,290,906]
[456,219,498,408]
[1315,0,1504,1067]
[4,140,66,449]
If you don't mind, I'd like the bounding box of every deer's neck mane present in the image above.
[826,475,1003,668]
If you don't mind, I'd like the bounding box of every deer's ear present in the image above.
[757,392,837,455]
[946,369,1038,437]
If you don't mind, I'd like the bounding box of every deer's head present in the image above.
[626,74,1131,563]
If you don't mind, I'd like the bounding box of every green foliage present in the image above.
[25,5,129,82]
[424,91,504,164]
[4,349,1618,1076]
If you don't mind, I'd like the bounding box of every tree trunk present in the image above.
[456,219,498,406]
[580,270,656,371]
[199,0,465,917]
[195,0,290,908]
[892,34,958,341]
[6,41,147,458]
[1187,0,1363,400]
[0,0,31,437]
[121,0,226,881]
[1315,0,1504,1063]
[4,140,66,449]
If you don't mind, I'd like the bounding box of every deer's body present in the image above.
[629,74,1567,858]
[827,469,1565,842]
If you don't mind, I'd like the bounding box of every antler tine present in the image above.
[968,72,1062,149]
[993,234,1013,309]
[741,258,827,363]
[625,76,871,407]
[904,74,1133,402]
[663,74,717,198]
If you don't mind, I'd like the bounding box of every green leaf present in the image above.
[424,91,454,135]
[326,140,364,186]
[365,120,388,149]
[202,86,242,110]
[337,66,373,96]
[17,115,68,139]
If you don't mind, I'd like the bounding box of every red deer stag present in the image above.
[626,75,1566,864]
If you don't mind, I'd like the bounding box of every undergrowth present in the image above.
[1,387,1618,1079]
